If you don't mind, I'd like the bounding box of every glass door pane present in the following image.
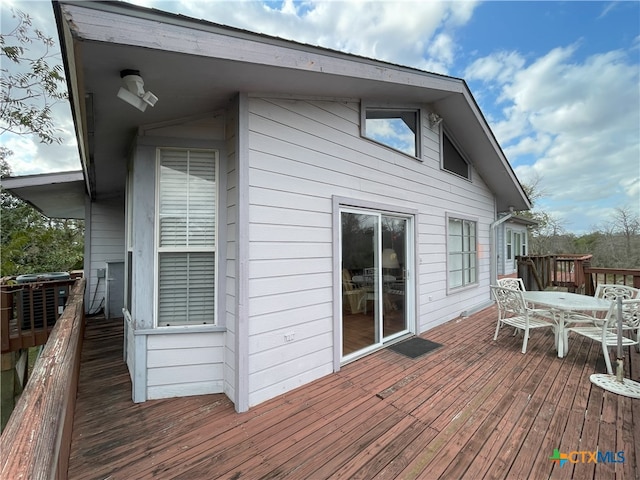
[381,216,407,339]
[341,211,379,356]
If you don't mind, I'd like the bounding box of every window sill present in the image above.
[134,324,227,335]
[446,283,479,295]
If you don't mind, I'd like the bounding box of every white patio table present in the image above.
[522,291,612,358]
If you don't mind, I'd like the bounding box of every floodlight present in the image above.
[117,69,158,112]
[428,112,443,128]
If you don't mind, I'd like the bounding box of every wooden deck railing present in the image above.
[1,279,77,354]
[0,278,86,480]
[518,254,640,295]
[583,266,640,296]
[517,254,593,292]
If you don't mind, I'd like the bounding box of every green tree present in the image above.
[588,206,640,268]
[516,175,569,255]
[0,10,83,277]
[1,152,83,276]
[1,9,67,144]
[612,206,640,261]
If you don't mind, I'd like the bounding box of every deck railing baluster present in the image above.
[519,256,640,295]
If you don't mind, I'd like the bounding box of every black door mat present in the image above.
[389,337,443,359]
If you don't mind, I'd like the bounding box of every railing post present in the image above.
[583,259,594,296]
[0,290,12,353]
[0,352,16,432]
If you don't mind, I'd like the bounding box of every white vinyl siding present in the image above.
[223,98,240,405]
[156,148,217,326]
[146,332,225,400]
[245,96,494,407]
[87,197,125,314]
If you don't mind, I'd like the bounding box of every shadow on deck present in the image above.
[69,308,640,479]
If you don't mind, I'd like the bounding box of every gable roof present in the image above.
[53,0,530,212]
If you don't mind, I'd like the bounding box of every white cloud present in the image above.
[503,133,552,159]
[130,0,480,74]
[1,0,80,175]
[620,175,640,200]
[470,42,639,233]
[2,134,38,174]
[2,0,636,235]
[465,50,525,85]
[2,0,481,176]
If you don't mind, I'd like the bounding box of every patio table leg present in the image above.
[556,314,565,358]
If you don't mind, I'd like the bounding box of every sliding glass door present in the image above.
[341,209,412,360]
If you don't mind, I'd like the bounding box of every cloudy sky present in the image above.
[1,0,639,234]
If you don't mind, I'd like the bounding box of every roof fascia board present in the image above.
[56,0,530,211]
[53,1,94,200]
[1,173,86,219]
[439,87,530,210]
[58,1,464,95]
[459,86,531,210]
[0,171,84,189]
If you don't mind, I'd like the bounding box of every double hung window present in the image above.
[447,216,477,289]
[156,148,217,326]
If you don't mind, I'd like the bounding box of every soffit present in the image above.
[56,1,530,212]
[1,171,85,219]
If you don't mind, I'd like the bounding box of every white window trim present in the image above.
[360,102,422,160]
[507,227,528,263]
[446,213,479,293]
[332,195,419,370]
[153,147,219,328]
[125,167,133,312]
[506,228,513,261]
[339,206,416,363]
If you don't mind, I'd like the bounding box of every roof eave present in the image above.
[53,0,531,212]
[1,171,86,219]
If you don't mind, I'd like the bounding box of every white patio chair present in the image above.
[491,285,558,354]
[497,277,526,291]
[567,298,640,374]
[594,283,640,301]
[566,283,640,329]
[497,277,555,321]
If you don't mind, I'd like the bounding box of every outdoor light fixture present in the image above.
[428,112,443,128]
[117,69,158,112]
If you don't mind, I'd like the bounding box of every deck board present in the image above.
[68,308,640,479]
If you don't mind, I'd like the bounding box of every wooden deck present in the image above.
[68,308,640,480]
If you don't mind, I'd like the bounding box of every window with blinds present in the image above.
[157,148,217,326]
